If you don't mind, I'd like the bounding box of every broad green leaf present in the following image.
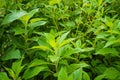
[94,74,105,80]
[104,67,119,79]
[73,68,82,80]
[2,10,27,25]
[23,66,47,79]
[68,62,89,74]
[14,27,26,35]
[58,67,68,80]
[44,33,55,43]
[28,59,49,68]
[28,21,47,28]
[0,72,10,80]
[31,46,52,51]
[95,48,119,56]
[1,49,21,61]
[48,55,59,63]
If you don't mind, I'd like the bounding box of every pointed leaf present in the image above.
[2,10,27,25]
[1,49,21,61]
[31,46,52,51]
[58,67,68,80]
[95,48,119,56]
[73,68,82,80]
[58,31,70,44]
[28,59,49,68]
[23,66,47,79]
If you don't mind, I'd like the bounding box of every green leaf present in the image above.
[83,71,90,80]
[58,31,70,45]
[0,72,10,80]
[58,67,68,80]
[31,46,52,51]
[104,38,120,48]
[2,10,27,25]
[49,0,61,5]
[4,67,15,79]
[68,62,89,74]
[1,49,21,61]
[59,38,75,47]
[28,59,49,68]
[95,48,119,56]
[104,67,119,79]
[28,21,47,28]
[23,66,47,79]
[73,68,82,80]
[19,8,39,26]
[94,74,105,80]
[30,18,47,23]
[48,55,59,63]
[12,58,24,77]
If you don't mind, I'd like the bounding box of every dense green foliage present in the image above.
[0,0,120,80]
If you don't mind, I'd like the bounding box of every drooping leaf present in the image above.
[104,67,119,79]
[58,67,68,80]
[95,48,119,56]
[1,49,21,61]
[2,10,27,25]
[23,66,47,80]
[0,72,10,80]
[104,38,120,48]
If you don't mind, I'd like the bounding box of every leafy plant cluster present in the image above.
[0,0,120,80]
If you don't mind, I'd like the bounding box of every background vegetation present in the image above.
[0,0,120,80]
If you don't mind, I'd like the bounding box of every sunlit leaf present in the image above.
[2,10,27,25]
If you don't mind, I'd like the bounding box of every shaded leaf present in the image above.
[95,48,119,56]
[1,49,21,61]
